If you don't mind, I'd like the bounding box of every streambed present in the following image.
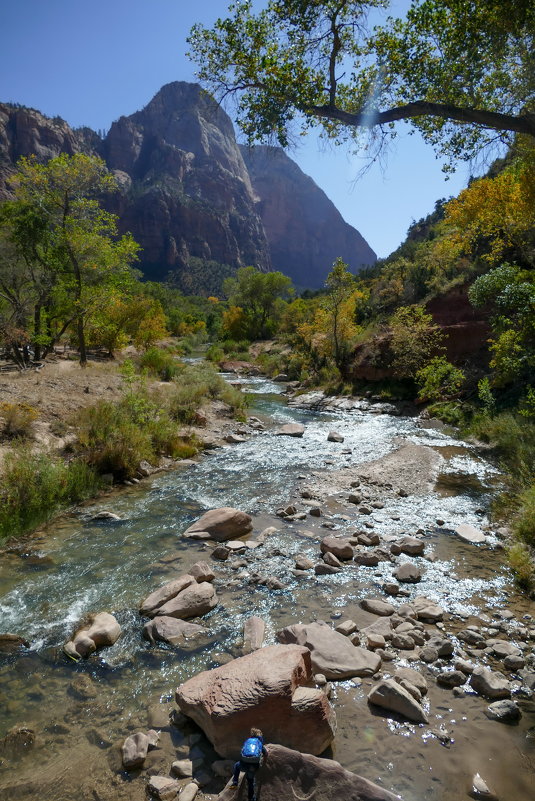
[0,375,534,801]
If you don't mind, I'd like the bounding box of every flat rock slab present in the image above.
[276,621,381,679]
[454,523,486,544]
[215,744,400,801]
[175,644,336,757]
[361,598,395,617]
[243,616,265,653]
[183,507,253,541]
[368,678,428,723]
[276,423,305,437]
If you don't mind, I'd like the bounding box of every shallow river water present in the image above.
[0,375,534,801]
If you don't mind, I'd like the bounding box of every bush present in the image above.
[507,542,534,591]
[0,448,101,540]
[469,412,535,488]
[416,357,465,402]
[168,363,247,423]
[139,347,181,381]
[427,401,466,426]
[0,402,38,439]
[76,389,187,479]
[513,485,535,546]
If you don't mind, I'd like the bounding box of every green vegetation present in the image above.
[189,0,534,169]
[0,448,101,541]
[222,266,293,340]
[0,402,39,439]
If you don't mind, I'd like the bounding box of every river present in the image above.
[0,374,534,801]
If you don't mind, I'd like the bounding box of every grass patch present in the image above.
[468,411,535,592]
[0,448,101,541]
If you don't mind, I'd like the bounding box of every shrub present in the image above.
[513,485,535,546]
[416,357,465,402]
[168,363,247,423]
[0,402,38,439]
[469,412,535,488]
[427,401,466,426]
[0,448,101,540]
[139,347,181,381]
[507,542,534,591]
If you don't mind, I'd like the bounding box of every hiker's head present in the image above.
[250,727,263,738]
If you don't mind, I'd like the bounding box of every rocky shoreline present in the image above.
[1,380,534,801]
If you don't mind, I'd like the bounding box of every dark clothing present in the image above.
[233,760,258,801]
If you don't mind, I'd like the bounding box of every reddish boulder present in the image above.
[175,644,336,757]
[183,507,253,541]
[216,744,400,801]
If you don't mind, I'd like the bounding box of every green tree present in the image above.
[322,258,360,374]
[469,263,535,386]
[189,0,535,168]
[223,266,294,339]
[2,154,139,366]
[389,305,444,378]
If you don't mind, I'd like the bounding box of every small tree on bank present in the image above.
[1,154,139,366]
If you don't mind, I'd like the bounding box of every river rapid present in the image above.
[0,374,534,801]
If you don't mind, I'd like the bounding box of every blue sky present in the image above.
[1,0,480,258]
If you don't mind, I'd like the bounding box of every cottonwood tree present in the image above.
[188,0,535,169]
[2,154,139,365]
[223,265,294,339]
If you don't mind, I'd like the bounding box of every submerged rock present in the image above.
[215,744,400,801]
[454,523,486,544]
[143,617,208,646]
[183,507,253,541]
[276,621,381,679]
[0,633,30,653]
[121,732,149,770]
[175,644,336,757]
[243,616,265,653]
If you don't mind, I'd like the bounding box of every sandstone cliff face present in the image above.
[0,84,376,293]
[241,145,376,289]
[0,104,100,198]
[103,83,271,289]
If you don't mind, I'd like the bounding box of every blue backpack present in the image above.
[241,737,262,763]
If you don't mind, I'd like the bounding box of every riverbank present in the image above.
[0,353,247,544]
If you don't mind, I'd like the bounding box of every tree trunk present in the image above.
[33,304,42,361]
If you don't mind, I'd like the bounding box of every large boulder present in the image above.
[175,644,336,757]
[276,622,381,679]
[320,536,354,561]
[63,612,121,660]
[469,667,511,699]
[183,508,253,541]
[143,617,208,646]
[368,678,428,724]
[215,744,400,801]
[140,575,195,617]
[156,582,217,619]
